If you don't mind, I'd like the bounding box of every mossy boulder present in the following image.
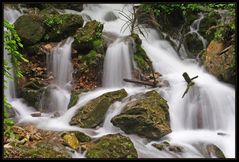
[19,80,47,110]
[4,140,71,158]
[73,20,104,54]
[14,15,46,45]
[67,92,79,109]
[111,90,171,140]
[129,33,152,76]
[70,89,128,128]
[202,40,235,85]
[86,133,137,158]
[43,14,84,42]
[14,12,83,45]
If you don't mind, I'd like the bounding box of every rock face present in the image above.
[14,15,46,45]
[111,90,171,140]
[70,89,128,128]
[202,40,235,85]
[86,133,138,158]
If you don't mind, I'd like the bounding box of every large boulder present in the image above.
[86,133,137,158]
[111,90,171,140]
[14,13,84,45]
[202,40,235,85]
[70,89,128,128]
[43,14,84,42]
[73,20,104,54]
[14,15,46,45]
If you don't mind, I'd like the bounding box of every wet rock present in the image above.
[153,141,184,153]
[86,133,137,158]
[70,89,128,128]
[104,11,118,21]
[14,15,46,45]
[206,144,225,158]
[111,90,171,140]
[72,131,92,142]
[30,112,41,117]
[193,143,225,158]
[61,132,80,150]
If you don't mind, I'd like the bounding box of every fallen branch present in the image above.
[218,45,232,55]
[123,78,157,87]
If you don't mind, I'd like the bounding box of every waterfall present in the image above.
[188,13,207,49]
[42,37,74,114]
[103,38,133,87]
[4,4,235,158]
[47,37,74,88]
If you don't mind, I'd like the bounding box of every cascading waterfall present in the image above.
[103,38,133,87]
[187,13,207,49]
[42,37,74,114]
[4,4,235,158]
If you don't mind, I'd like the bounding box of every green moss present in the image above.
[86,134,137,158]
[92,39,103,49]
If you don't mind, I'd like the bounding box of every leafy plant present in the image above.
[4,19,28,138]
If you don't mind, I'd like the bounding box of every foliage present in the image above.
[43,14,63,27]
[4,19,28,138]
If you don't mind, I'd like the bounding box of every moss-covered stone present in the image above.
[67,92,79,109]
[86,133,137,158]
[4,140,71,158]
[43,14,83,42]
[73,20,104,54]
[70,89,128,128]
[14,15,46,45]
[61,132,80,150]
[130,33,152,75]
[111,90,171,140]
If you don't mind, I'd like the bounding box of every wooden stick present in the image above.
[123,78,156,87]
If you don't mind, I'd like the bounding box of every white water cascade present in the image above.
[42,37,74,114]
[103,38,133,87]
[4,4,235,158]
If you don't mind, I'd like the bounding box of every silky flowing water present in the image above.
[4,4,235,158]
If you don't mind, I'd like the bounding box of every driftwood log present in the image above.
[182,72,198,98]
